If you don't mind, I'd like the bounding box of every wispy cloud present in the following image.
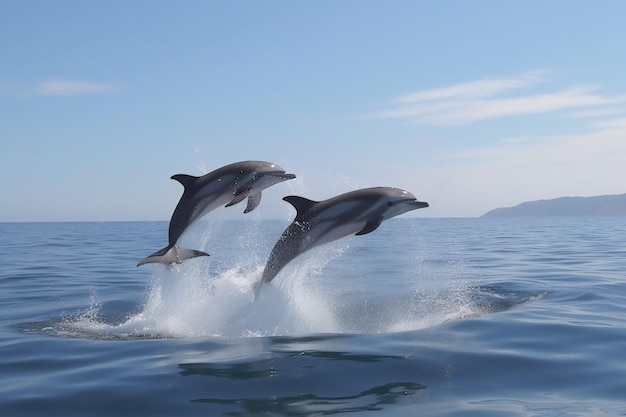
[369,71,626,125]
[444,114,626,165]
[590,117,626,130]
[395,70,549,103]
[34,79,118,96]
[414,115,626,216]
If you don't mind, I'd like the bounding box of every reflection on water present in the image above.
[179,349,427,415]
[189,381,425,416]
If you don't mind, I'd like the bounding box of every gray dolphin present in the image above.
[261,187,429,283]
[138,161,296,266]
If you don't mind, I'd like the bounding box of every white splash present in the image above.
[58,221,483,339]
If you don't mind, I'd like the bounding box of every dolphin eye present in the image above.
[387,201,395,207]
[252,173,263,180]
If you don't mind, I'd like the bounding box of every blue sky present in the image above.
[2,1,626,221]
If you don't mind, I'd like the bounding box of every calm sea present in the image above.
[1,218,625,416]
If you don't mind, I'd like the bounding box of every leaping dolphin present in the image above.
[138,161,296,266]
[261,187,429,283]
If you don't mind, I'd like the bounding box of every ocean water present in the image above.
[1,218,625,416]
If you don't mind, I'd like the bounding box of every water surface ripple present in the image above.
[1,218,625,416]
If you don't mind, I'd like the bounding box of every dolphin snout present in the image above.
[273,172,296,180]
[407,199,429,209]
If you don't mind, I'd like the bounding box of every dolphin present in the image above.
[260,187,429,283]
[138,161,296,266]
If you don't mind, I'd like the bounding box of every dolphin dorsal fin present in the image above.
[171,174,199,191]
[283,195,318,219]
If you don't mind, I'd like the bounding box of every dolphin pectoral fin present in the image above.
[137,246,209,266]
[225,189,250,208]
[283,196,318,220]
[244,191,262,213]
[356,218,383,235]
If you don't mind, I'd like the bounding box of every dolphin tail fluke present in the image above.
[137,246,209,266]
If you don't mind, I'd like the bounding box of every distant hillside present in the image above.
[481,194,626,217]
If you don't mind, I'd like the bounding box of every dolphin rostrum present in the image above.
[261,187,429,283]
[138,161,296,266]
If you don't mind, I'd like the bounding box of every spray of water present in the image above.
[59,219,490,339]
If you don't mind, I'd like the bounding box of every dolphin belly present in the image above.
[261,223,308,283]
[260,220,366,283]
[306,221,367,247]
